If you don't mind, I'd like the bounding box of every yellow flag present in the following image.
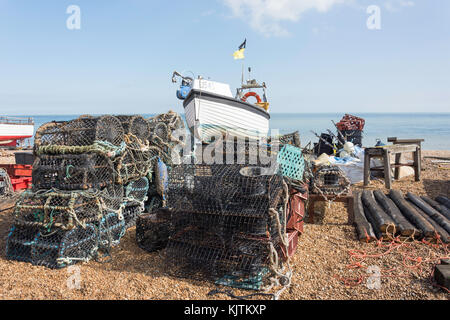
[233,48,245,60]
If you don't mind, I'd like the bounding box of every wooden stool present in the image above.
[364,144,421,189]
[307,189,354,224]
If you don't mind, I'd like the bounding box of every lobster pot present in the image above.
[122,204,145,229]
[125,177,149,204]
[278,131,301,148]
[32,153,116,190]
[6,223,98,268]
[145,195,163,213]
[34,115,124,149]
[98,212,126,248]
[168,164,283,216]
[13,186,123,231]
[117,115,152,142]
[147,111,185,135]
[311,166,350,195]
[165,164,287,288]
[136,210,173,253]
[201,138,276,166]
[116,138,152,184]
[147,111,186,165]
[165,229,273,287]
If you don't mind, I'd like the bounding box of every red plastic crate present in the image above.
[10,177,32,191]
[0,164,32,178]
[287,184,308,234]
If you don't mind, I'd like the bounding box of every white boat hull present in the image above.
[183,91,270,143]
[0,123,34,146]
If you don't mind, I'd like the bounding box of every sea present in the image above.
[16,113,450,150]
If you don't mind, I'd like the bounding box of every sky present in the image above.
[0,0,449,115]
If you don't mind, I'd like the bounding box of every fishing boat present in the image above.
[172,70,270,144]
[0,117,34,147]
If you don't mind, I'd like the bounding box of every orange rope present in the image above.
[335,233,449,292]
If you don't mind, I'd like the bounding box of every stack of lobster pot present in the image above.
[6,115,153,268]
[162,164,291,291]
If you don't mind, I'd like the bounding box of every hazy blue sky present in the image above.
[0,0,449,115]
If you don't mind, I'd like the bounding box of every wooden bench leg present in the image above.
[394,153,402,180]
[364,152,370,186]
[414,147,421,181]
[383,149,392,189]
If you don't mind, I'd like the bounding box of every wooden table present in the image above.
[387,137,424,179]
[364,144,421,189]
[307,189,354,224]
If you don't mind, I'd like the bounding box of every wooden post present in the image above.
[383,149,392,189]
[364,151,370,186]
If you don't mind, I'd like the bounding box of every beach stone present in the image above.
[434,265,450,290]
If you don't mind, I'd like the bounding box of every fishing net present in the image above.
[32,153,116,190]
[34,115,125,151]
[117,115,152,142]
[136,209,173,253]
[164,164,290,290]
[311,165,350,196]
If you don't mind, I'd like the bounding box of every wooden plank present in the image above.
[382,144,419,153]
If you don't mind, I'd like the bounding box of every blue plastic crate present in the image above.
[277,144,305,181]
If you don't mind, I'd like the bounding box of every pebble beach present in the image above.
[0,149,448,300]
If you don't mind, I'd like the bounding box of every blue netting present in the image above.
[276,144,305,181]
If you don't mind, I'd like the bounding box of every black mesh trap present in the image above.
[34,115,125,150]
[311,166,350,196]
[32,153,116,190]
[136,209,173,253]
[164,164,288,289]
[6,210,125,269]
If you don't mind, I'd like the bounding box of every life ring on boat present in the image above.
[241,91,262,104]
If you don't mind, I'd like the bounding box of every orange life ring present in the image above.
[241,91,262,104]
